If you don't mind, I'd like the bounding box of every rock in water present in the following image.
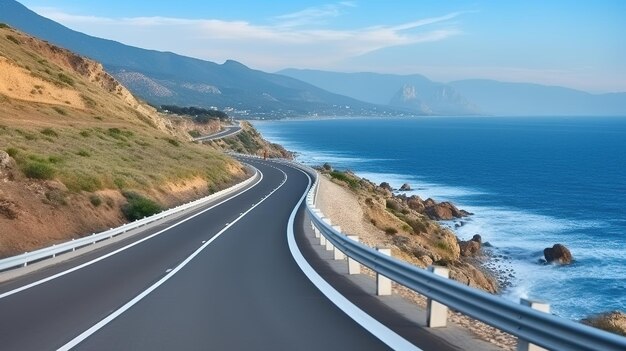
[459,234,482,257]
[543,244,573,264]
[582,311,626,336]
[425,201,472,220]
[399,183,411,191]
[379,182,393,192]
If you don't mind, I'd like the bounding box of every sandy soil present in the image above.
[0,56,84,108]
[316,174,516,350]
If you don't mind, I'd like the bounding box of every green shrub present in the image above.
[188,130,201,138]
[77,150,91,157]
[108,128,133,139]
[0,23,10,29]
[386,199,402,211]
[121,191,161,221]
[80,94,97,108]
[6,147,18,157]
[48,155,62,164]
[57,73,74,86]
[166,138,180,147]
[113,178,126,189]
[45,190,67,206]
[6,35,20,45]
[66,174,102,192]
[79,130,91,137]
[40,128,58,137]
[436,241,450,252]
[23,161,55,179]
[89,195,102,207]
[384,227,398,235]
[52,107,67,115]
[329,171,359,189]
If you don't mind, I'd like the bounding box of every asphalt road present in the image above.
[193,124,242,142]
[0,158,390,350]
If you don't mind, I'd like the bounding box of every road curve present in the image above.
[0,158,389,350]
[193,124,242,142]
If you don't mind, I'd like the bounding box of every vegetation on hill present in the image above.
[160,105,229,122]
[0,26,246,257]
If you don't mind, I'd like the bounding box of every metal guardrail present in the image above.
[304,175,626,351]
[0,168,260,272]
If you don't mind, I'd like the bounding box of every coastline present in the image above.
[254,117,626,336]
[315,174,516,350]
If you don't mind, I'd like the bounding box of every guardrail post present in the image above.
[331,226,345,260]
[326,225,340,251]
[517,299,550,351]
[427,266,450,327]
[347,235,360,274]
[319,218,331,246]
[376,248,392,296]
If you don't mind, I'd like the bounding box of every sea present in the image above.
[252,116,626,320]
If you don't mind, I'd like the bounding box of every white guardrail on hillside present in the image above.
[0,168,259,272]
[296,165,626,351]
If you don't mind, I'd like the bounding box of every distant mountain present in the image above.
[449,79,626,116]
[278,69,480,115]
[0,0,399,118]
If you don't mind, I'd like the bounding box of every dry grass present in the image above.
[0,26,240,194]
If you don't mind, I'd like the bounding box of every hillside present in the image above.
[278,69,480,115]
[0,0,400,118]
[449,79,626,116]
[0,25,247,257]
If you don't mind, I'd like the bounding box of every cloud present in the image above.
[31,5,462,70]
[274,1,357,27]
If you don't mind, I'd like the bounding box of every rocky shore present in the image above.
[315,167,517,349]
[318,165,500,293]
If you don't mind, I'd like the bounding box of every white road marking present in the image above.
[285,164,420,351]
[0,168,263,300]
[58,165,288,350]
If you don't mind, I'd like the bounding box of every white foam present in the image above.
[356,171,486,199]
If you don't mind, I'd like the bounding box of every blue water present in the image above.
[253,117,626,320]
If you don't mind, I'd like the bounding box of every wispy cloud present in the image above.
[274,1,357,27]
[32,5,463,70]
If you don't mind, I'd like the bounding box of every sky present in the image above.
[18,0,626,93]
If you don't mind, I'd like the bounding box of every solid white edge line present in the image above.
[0,167,263,300]
[286,166,421,351]
[58,165,289,350]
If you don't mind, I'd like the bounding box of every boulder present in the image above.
[424,201,472,220]
[399,183,411,191]
[406,195,425,212]
[0,151,15,170]
[459,235,482,257]
[543,244,573,264]
[379,182,393,192]
[0,151,16,181]
[582,311,626,336]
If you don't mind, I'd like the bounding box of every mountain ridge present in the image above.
[280,68,626,116]
[278,68,480,115]
[0,0,401,118]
